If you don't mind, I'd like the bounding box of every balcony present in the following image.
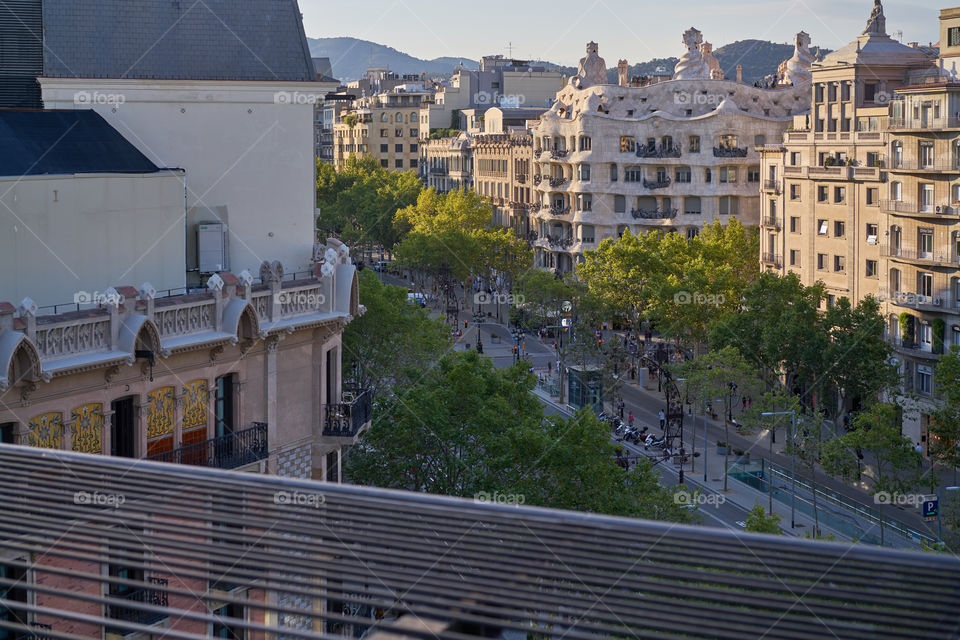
[762,179,781,194]
[541,235,574,249]
[145,423,268,469]
[323,388,372,440]
[887,160,960,174]
[636,144,681,159]
[516,173,527,184]
[761,252,783,268]
[713,146,748,158]
[547,206,571,216]
[879,245,958,267]
[549,149,569,160]
[108,577,168,628]
[532,175,542,186]
[643,177,671,190]
[548,176,568,188]
[880,200,958,218]
[429,166,448,175]
[883,289,952,312]
[888,116,960,131]
[762,217,781,230]
[631,208,677,220]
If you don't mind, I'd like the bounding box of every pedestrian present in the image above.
[547,360,552,374]
[747,396,752,409]
[628,411,635,428]
[659,409,665,430]
[742,396,747,411]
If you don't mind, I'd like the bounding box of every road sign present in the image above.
[923,499,938,522]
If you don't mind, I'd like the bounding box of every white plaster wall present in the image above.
[40,79,335,279]
[0,172,186,308]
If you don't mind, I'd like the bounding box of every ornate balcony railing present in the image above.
[642,177,671,189]
[631,208,677,219]
[145,423,268,469]
[529,203,543,212]
[548,176,568,188]
[879,245,957,265]
[636,144,681,159]
[108,577,168,627]
[533,175,542,186]
[323,388,372,439]
[888,116,960,130]
[880,201,958,217]
[762,179,781,193]
[429,166,448,175]
[887,160,960,173]
[548,206,571,216]
[543,235,574,249]
[761,252,783,268]
[713,146,749,158]
[762,216,781,230]
[516,173,527,184]
[550,149,569,160]
[534,149,544,158]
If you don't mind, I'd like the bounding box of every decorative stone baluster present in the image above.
[19,297,37,341]
[207,273,225,333]
[140,282,157,318]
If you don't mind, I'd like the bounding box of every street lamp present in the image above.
[761,410,796,529]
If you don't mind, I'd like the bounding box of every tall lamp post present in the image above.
[761,410,796,529]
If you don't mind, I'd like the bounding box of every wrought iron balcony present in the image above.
[548,176,568,188]
[880,200,958,218]
[713,146,749,158]
[548,206,571,216]
[636,144,681,159]
[544,235,574,249]
[761,252,783,268]
[549,149,569,160]
[762,179,781,193]
[516,173,527,184]
[643,177,671,189]
[108,577,168,627]
[534,149,544,158]
[429,166,448,175]
[323,388,372,439]
[145,423,268,469]
[532,175,542,186]
[631,208,677,220]
[762,216,781,230]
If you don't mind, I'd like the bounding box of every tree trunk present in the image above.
[723,407,730,492]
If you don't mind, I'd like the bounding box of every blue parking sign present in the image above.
[923,499,938,521]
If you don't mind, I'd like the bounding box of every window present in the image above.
[580,224,595,243]
[918,365,933,395]
[614,195,626,213]
[619,136,636,152]
[578,194,593,211]
[818,220,828,235]
[834,187,846,203]
[0,563,28,635]
[827,294,836,308]
[891,267,901,293]
[790,151,800,166]
[380,128,388,136]
[754,135,766,146]
[684,196,701,215]
[747,166,760,183]
[215,374,235,438]
[817,253,827,270]
[920,142,934,169]
[718,196,739,215]
[718,134,738,149]
[395,128,403,137]
[866,259,878,278]
[719,167,738,183]
[866,187,878,206]
[675,166,692,183]
[817,186,828,202]
[891,181,902,201]
[866,151,879,167]
[918,272,933,297]
[789,249,799,266]
[410,158,418,168]
[834,255,845,272]
[578,164,591,181]
[704,168,712,183]
[410,143,418,153]
[866,223,878,244]
[950,26,960,46]
[395,143,403,153]
[790,216,799,233]
[579,136,592,151]
[919,229,933,258]
[380,144,388,153]
[395,159,404,168]
[212,603,245,639]
[833,220,844,237]
[410,128,418,137]
[686,228,699,239]
[0,423,14,444]
[381,113,388,122]
[688,135,701,153]
[864,83,877,103]
[891,141,903,168]
[624,166,642,182]
[920,183,935,212]
[396,113,403,123]
[790,184,800,200]
[610,164,618,182]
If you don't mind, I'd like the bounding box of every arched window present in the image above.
[396,113,403,123]
[891,140,903,168]
[410,112,417,123]
[381,113,388,122]
[891,181,902,201]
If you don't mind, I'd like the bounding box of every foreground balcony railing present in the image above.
[880,200,958,217]
[761,252,783,268]
[323,389,372,438]
[631,207,677,219]
[636,144,681,159]
[762,216,781,230]
[146,423,268,469]
[713,146,749,158]
[108,578,169,627]
[888,116,960,130]
[1,444,957,640]
[643,177,671,189]
[762,179,781,193]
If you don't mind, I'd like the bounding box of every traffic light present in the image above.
[464,320,468,329]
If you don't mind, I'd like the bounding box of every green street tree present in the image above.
[744,504,782,534]
[316,156,422,251]
[671,346,767,491]
[820,403,928,545]
[932,346,960,479]
[347,351,693,521]
[342,270,451,399]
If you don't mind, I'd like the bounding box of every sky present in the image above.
[300,0,944,67]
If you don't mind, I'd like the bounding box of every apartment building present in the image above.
[531,37,811,273]
[422,132,474,193]
[760,0,958,444]
[474,133,535,233]
[333,88,428,172]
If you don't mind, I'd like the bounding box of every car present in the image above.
[407,293,428,307]
[373,260,393,272]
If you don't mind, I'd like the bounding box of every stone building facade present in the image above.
[333,88,428,172]
[759,1,957,446]
[529,38,811,272]
[422,133,474,194]
[474,133,535,234]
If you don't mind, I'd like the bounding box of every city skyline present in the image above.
[301,0,944,70]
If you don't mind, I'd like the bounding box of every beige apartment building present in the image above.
[333,88,428,172]
[422,132,474,193]
[759,1,960,446]
[530,37,812,272]
[474,132,536,234]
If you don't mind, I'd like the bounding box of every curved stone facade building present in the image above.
[529,37,811,272]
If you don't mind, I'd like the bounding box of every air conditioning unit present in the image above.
[936,206,943,214]
[197,223,226,273]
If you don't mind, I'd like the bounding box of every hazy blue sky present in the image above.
[300,0,943,67]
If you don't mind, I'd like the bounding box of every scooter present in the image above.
[644,434,666,450]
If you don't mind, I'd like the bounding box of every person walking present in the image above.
[658,409,665,430]
[628,411,635,429]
